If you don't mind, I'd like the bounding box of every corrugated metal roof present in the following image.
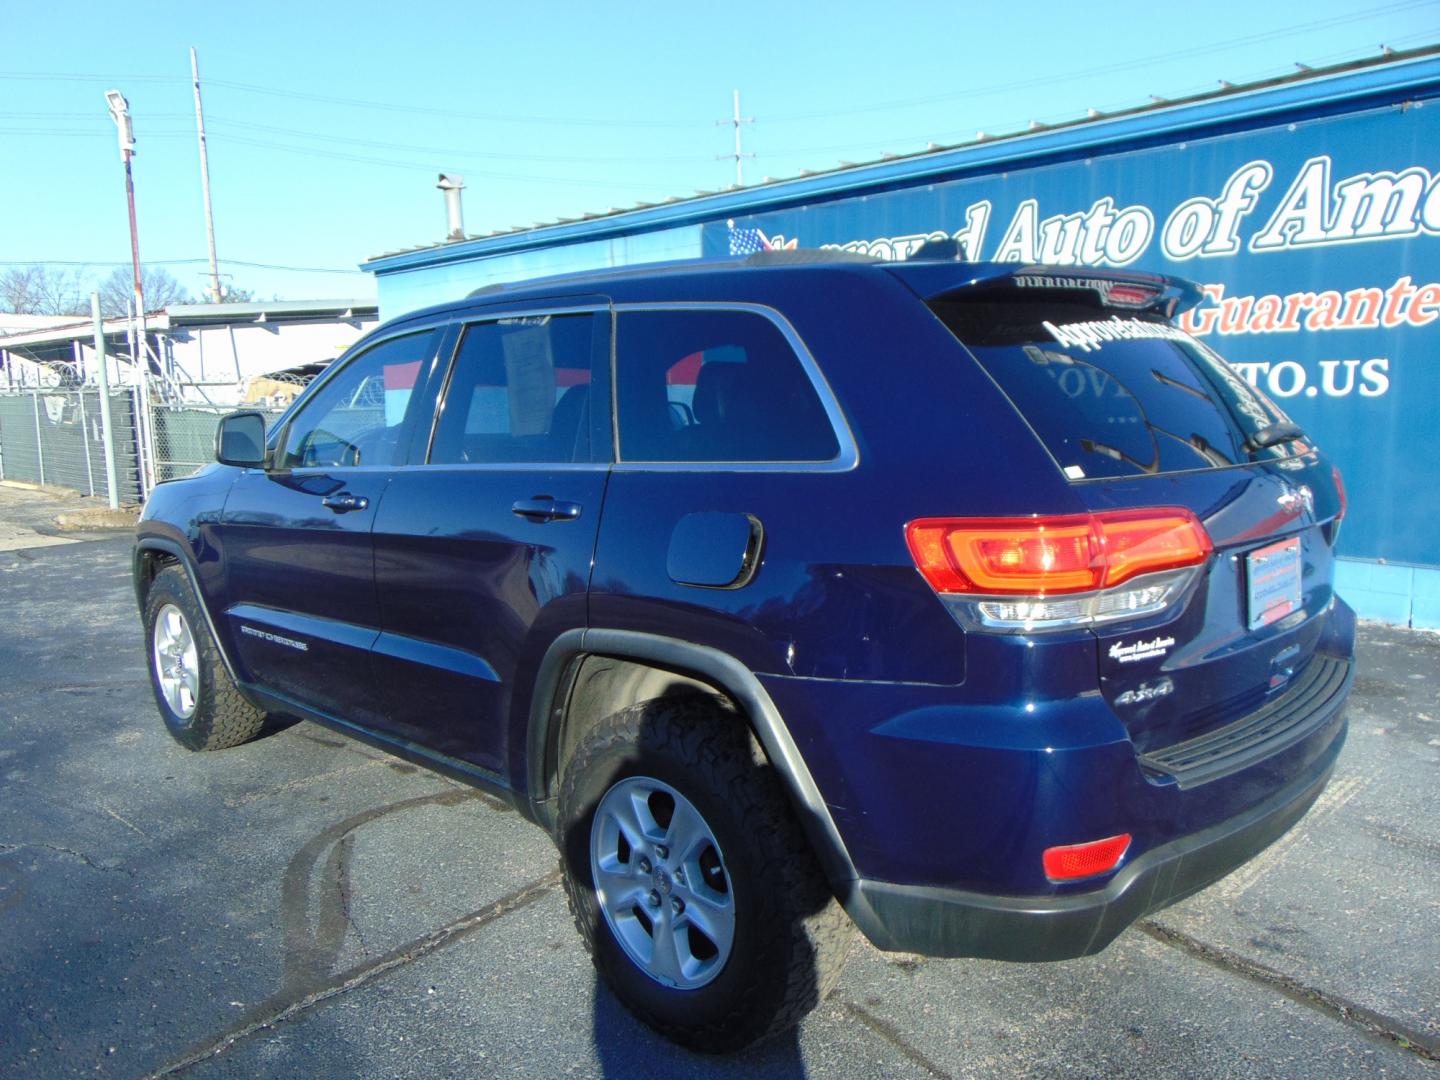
[0,299,377,349]
[164,299,377,322]
[362,44,1440,273]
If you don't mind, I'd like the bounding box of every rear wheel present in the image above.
[557,695,853,1052]
[144,565,265,751]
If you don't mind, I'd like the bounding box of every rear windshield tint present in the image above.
[930,295,1302,480]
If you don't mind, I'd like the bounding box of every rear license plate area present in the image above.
[1247,537,1301,629]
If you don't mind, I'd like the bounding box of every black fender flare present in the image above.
[133,535,242,686]
[524,627,862,897]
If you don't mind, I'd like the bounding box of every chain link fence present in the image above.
[150,404,287,483]
[0,389,143,502]
[0,374,308,502]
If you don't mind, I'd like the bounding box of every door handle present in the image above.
[511,496,582,523]
[321,493,369,513]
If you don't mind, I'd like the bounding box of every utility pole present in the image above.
[191,47,222,303]
[105,89,146,366]
[716,89,754,187]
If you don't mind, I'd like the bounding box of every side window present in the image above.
[430,313,597,465]
[279,330,437,469]
[615,308,840,463]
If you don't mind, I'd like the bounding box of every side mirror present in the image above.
[215,411,268,468]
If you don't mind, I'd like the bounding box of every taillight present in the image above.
[905,509,1211,632]
[1332,466,1347,521]
[906,509,1211,595]
[1043,833,1132,882]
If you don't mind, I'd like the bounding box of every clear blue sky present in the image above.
[3,0,1436,303]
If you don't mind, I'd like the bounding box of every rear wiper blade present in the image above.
[1079,438,1158,473]
[1245,421,1307,452]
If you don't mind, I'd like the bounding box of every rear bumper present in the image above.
[842,701,1346,960]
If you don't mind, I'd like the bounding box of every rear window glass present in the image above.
[930,295,1301,480]
[430,314,596,465]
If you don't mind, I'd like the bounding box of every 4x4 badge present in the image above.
[1114,678,1175,706]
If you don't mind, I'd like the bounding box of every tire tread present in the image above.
[144,565,265,751]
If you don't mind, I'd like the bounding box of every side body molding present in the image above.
[525,628,862,896]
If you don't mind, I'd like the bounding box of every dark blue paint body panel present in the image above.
[370,466,607,773]
[218,468,392,726]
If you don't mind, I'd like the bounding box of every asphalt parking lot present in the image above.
[1,482,1436,1079]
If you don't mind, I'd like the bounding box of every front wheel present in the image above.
[144,565,266,751]
[557,695,854,1052]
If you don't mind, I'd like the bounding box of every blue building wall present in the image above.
[363,53,1440,629]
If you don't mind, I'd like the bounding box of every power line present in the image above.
[0,2,1427,140]
[0,69,699,129]
[0,71,181,83]
[200,77,701,128]
[200,115,714,164]
[0,257,367,275]
[757,34,1439,161]
[0,126,684,189]
[0,110,192,120]
[761,0,1435,123]
[206,133,684,190]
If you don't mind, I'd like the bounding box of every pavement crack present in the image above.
[0,841,134,876]
[837,999,953,1079]
[1139,919,1439,1063]
[144,870,562,1078]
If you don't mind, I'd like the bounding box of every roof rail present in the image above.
[462,250,881,298]
[743,248,882,266]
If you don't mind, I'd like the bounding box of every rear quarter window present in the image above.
[615,308,840,464]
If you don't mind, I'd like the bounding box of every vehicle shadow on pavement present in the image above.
[591,979,808,1078]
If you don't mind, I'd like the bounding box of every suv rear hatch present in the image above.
[899,264,1348,785]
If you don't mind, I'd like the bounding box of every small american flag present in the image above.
[728,225,771,256]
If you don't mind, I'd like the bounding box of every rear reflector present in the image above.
[905,509,1211,596]
[1043,833,1132,882]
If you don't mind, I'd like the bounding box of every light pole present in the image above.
[105,89,146,370]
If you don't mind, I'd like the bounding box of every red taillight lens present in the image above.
[1332,466,1347,521]
[1098,509,1213,587]
[1043,833,1132,882]
[905,510,1211,595]
[940,515,1098,593]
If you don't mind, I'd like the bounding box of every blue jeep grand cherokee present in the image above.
[134,252,1354,1051]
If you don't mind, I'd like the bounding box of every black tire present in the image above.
[143,564,266,751]
[557,694,854,1052]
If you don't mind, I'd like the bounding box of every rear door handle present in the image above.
[321,493,369,513]
[511,496,582,523]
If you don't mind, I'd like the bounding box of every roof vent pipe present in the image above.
[437,174,465,241]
